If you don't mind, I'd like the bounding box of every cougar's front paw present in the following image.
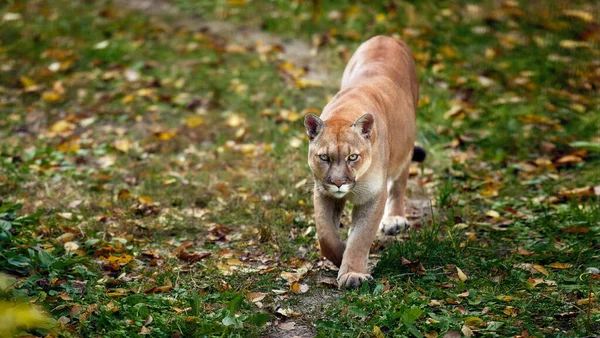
[380,216,409,235]
[337,272,372,288]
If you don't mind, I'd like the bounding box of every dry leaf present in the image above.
[246,292,266,303]
[457,267,468,281]
[114,139,132,153]
[532,264,549,276]
[373,326,385,338]
[138,196,154,205]
[64,242,79,252]
[461,325,473,337]
[577,297,596,305]
[559,186,594,198]
[443,331,461,338]
[548,262,573,269]
[443,105,464,120]
[503,306,519,316]
[50,120,76,134]
[185,116,205,128]
[555,155,582,164]
[527,278,557,287]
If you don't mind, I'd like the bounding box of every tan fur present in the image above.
[304,36,419,288]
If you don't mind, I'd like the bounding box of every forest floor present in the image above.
[1,0,599,337]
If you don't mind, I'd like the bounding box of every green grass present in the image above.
[1,0,599,337]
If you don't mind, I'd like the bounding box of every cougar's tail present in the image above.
[412,146,426,162]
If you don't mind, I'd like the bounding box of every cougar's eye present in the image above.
[318,154,330,162]
[347,154,359,161]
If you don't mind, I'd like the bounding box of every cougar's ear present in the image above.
[353,113,375,139]
[304,113,324,141]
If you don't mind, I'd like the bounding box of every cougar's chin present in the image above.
[324,183,352,198]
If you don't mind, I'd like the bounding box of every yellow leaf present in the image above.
[118,189,131,200]
[20,76,36,89]
[373,325,385,338]
[457,267,468,282]
[532,264,549,276]
[121,95,135,103]
[154,130,177,141]
[560,40,591,49]
[239,144,256,154]
[443,105,464,120]
[57,138,81,152]
[42,91,62,102]
[463,317,484,326]
[577,297,596,305]
[563,9,594,22]
[440,45,457,58]
[556,155,582,164]
[548,262,573,269]
[296,78,322,88]
[185,116,205,128]
[375,13,386,23]
[114,139,132,153]
[503,306,519,316]
[225,113,244,128]
[50,120,76,134]
[485,210,500,218]
[138,196,153,205]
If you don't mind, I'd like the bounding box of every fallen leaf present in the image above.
[577,297,596,305]
[114,139,132,153]
[503,306,519,316]
[178,250,210,262]
[42,91,62,102]
[555,155,582,164]
[461,325,473,337]
[463,317,484,326]
[559,186,594,198]
[485,210,500,218]
[562,9,594,23]
[185,116,205,128]
[145,277,172,294]
[443,105,464,120]
[560,226,590,233]
[457,267,468,282]
[443,331,461,338]
[118,189,131,200]
[101,254,133,271]
[280,271,300,284]
[290,282,309,294]
[373,325,385,338]
[50,120,76,134]
[532,264,549,276]
[548,262,573,269]
[64,242,79,252]
[225,113,245,128]
[246,292,266,303]
[527,278,557,287]
[138,196,154,205]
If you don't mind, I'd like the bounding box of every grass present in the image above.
[1,0,599,337]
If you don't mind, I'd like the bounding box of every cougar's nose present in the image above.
[330,179,346,188]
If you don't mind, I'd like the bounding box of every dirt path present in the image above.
[115,2,433,337]
[117,0,338,88]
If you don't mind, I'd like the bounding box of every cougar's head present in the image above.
[304,113,375,199]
